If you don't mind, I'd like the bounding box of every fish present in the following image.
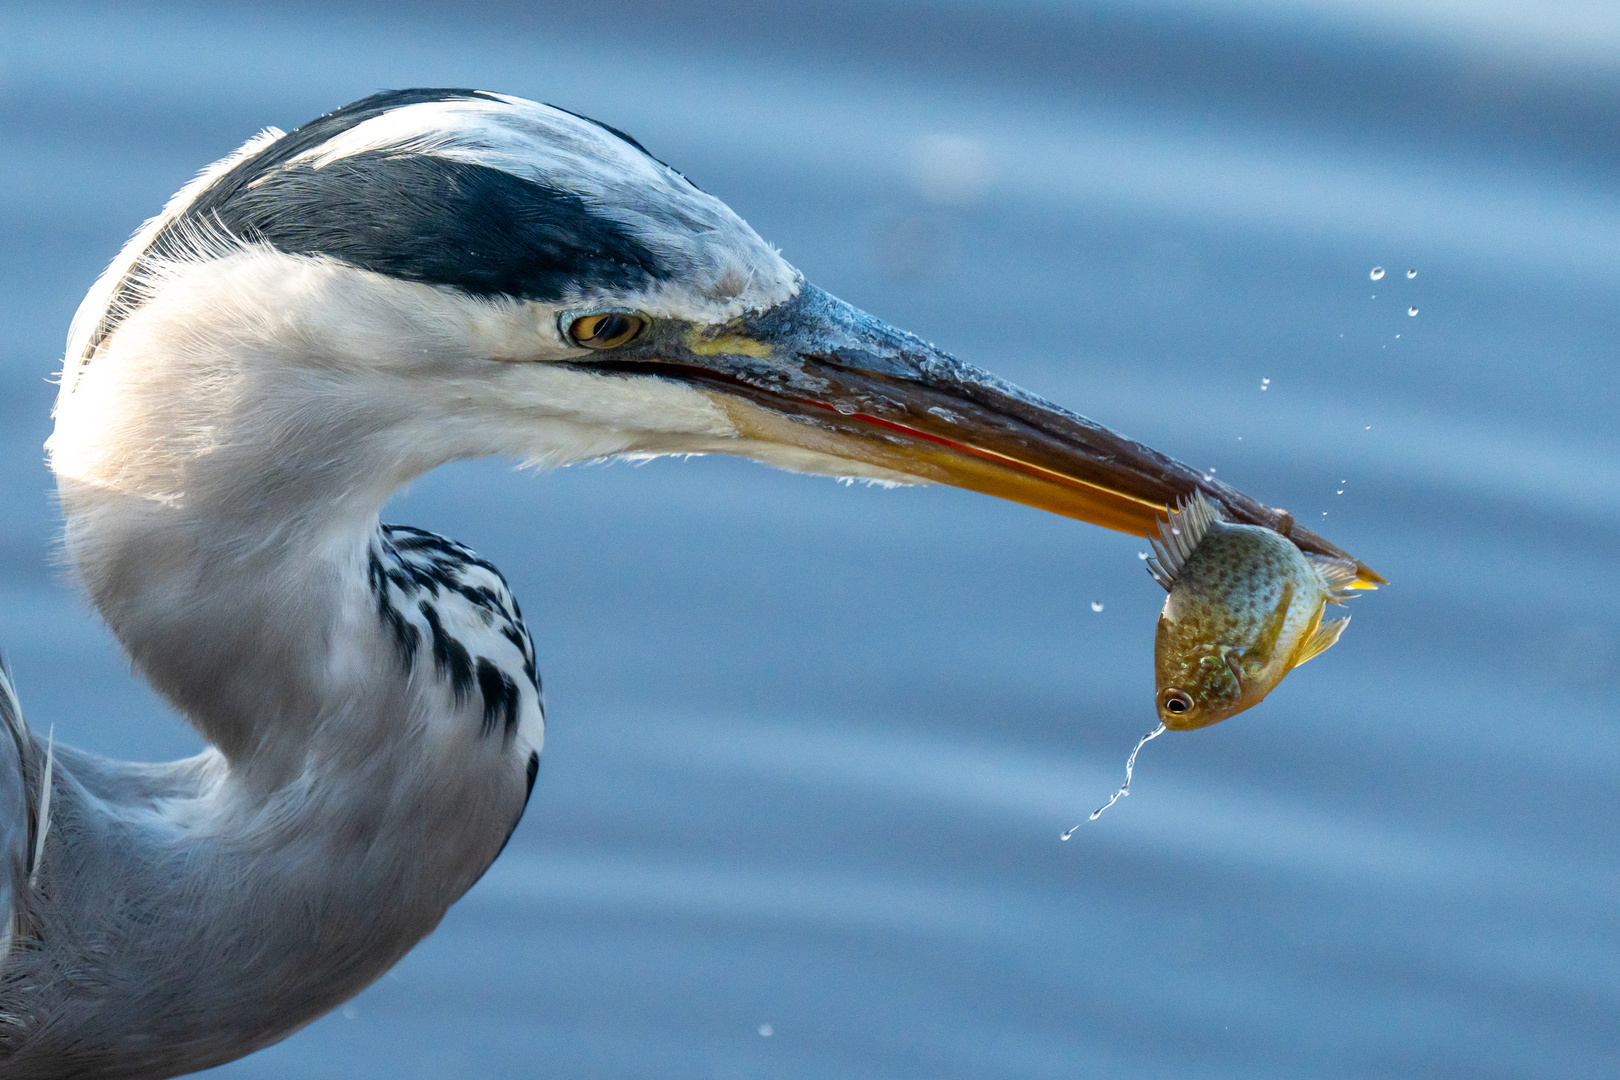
[1145,492,1369,731]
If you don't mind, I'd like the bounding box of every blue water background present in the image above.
[3,2,1619,1076]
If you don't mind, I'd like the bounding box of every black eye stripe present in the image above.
[87,90,675,357]
[208,154,665,301]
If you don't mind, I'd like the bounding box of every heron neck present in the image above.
[19,267,542,1074]
[48,285,462,769]
[50,483,404,774]
[45,253,725,767]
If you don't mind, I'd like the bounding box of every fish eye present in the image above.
[566,311,646,349]
[1162,689,1194,715]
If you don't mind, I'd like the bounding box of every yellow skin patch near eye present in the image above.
[685,329,773,358]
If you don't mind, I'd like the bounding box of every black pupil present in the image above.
[1165,695,1188,713]
[588,314,628,342]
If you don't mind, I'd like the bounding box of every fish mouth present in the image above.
[586,283,1385,582]
[1159,700,1231,732]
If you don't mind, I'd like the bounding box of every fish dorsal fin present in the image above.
[1145,492,1222,591]
[1308,555,1369,604]
[1291,614,1350,669]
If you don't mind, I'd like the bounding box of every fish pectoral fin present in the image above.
[1222,649,1245,694]
[1291,614,1350,669]
[1241,581,1295,667]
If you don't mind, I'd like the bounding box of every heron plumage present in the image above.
[67,88,797,387]
[4,86,1378,1078]
[0,663,31,981]
[10,90,739,1077]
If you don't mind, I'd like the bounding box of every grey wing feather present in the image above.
[0,662,29,970]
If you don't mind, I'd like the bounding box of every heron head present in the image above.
[53,88,1379,576]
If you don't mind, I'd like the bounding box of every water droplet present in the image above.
[1370,266,1385,280]
[758,1024,774,1038]
[834,401,857,415]
[1091,601,1104,612]
[1208,467,1217,474]
[1170,526,1180,535]
[1406,268,1417,279]
[1137,551,1150,560]
[1407,306,1418,316]
[1336,489,1344,495]
[1075,724,1167,827]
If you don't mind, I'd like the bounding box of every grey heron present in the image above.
[0,88,1380,1078]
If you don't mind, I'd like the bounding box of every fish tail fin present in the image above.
[1146,491,1222,592]
[1292,614,1350,668]
[1309,554,1371,604]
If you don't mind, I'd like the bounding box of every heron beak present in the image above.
[617,283,1384,583]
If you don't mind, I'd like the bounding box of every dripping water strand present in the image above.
[1061,723,1165,839]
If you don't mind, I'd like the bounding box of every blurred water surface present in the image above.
[2,2,1618,1077]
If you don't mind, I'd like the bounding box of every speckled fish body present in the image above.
[1146,493,1364,731]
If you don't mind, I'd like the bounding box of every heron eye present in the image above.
[567,312,645,349]
[1162,689,1194,714]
